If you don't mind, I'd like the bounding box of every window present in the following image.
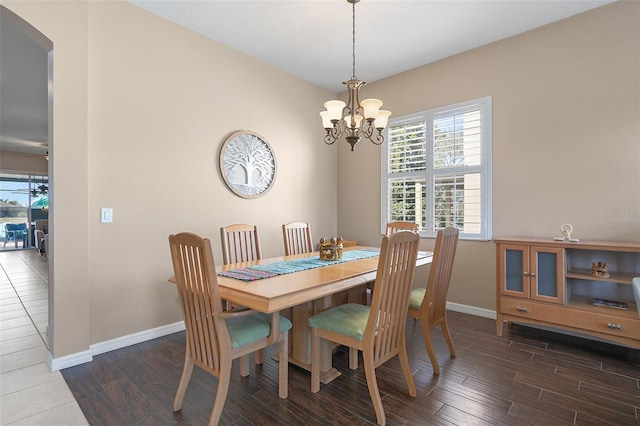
[381,97,492,240]
[0,173,49,248]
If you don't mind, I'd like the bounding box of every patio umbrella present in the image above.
[31,196,48,208]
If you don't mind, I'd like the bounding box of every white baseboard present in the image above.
[48,321,185,371]
[90,321,185,357]
[447,301,496,320]
[48,349,92,371]
[48,304,497,371]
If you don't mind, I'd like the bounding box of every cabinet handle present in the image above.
[523,272,529,277]
[516,307,528,312]
[607,323,622,330]
[530,272,536,277]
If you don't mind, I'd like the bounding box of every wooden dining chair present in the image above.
[168,232,291,425]
[282,221,313,255]
[308,231,420,426]
[355,221,418,306]
[385,221,419,235]
[407,227,459,375]
[220,223,264,362]
[220,223,262,264]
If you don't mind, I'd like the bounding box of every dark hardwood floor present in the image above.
[61,311,640,425]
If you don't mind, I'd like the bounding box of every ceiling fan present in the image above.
[20,150,48,161]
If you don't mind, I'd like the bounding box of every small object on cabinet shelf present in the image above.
[592,298,628,310]
[632,278,640,316]
[553,223,579,242]
[319,236,344,261]
[591,261,609,278]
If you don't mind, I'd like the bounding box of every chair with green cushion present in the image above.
[358,221,419,305]
[169,232,291,426]
[407,227,459,375]
[220,223,264,362]
[308,230,420,426]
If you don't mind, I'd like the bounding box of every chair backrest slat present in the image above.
[282,222,313,255]
[367,231,419,365]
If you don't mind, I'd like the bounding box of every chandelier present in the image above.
[320,0,390,151]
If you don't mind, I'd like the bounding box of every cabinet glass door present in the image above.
[501,245,529,297]
[531,247,565,304]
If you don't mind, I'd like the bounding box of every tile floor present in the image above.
[0,249,88,425]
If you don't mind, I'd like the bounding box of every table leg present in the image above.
[285,285,368,384]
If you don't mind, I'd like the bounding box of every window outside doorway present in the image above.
[0,173,48,250]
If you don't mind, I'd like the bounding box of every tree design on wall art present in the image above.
[219,131,277,198]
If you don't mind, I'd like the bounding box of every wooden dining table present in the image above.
[213,246,433,384]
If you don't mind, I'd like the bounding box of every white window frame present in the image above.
[381,96,492,240]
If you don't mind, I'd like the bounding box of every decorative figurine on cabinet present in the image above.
[591,261,609,278]
[553,223,580,242]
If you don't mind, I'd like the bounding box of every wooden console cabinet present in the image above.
[495,237,640,349]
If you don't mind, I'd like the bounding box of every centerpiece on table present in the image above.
[319,236,344,261]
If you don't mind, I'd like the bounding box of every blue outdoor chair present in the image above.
[3,223,28,248]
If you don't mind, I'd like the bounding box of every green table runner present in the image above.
[218,249,379,281]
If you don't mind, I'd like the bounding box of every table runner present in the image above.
[218,249,379,281]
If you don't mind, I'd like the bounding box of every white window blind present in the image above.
[381,97,492,240]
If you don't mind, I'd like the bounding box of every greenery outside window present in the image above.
[381,97,492,240]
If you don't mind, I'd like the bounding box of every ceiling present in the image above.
[130,0,614,92]
[0,6,50,156]
[0,0,614,156]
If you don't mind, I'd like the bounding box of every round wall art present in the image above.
[219,130,277,199]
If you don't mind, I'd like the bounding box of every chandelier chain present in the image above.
[351,0,356,80]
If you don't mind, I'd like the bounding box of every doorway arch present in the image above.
[0,4,54,352]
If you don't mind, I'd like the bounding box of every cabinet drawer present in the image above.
[500,298,550,319]
[500,297,640,340]
[563,310,640,338]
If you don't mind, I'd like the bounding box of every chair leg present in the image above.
[349,347,358,369]
[209,359,232,426]
[398,341,416,397]
[278,332,288,398]
[173,358,194,412]
[239,354,250,377]
[255,349,264,365]
[310,329,320,393]
[362,352,385,426]
[420,317,440,375]
[441,315,456,358]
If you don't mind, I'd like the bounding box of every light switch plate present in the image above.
[101,208,113,223]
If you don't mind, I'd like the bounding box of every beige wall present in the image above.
[2,0,337,358]
[338,1,640,311]
[2,0,638,362]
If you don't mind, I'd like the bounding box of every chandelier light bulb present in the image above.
[374,110,392,130]
[360,98,383,120]
[345,114,363,129]
[324,100,346,121]
[319,111,332,129]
